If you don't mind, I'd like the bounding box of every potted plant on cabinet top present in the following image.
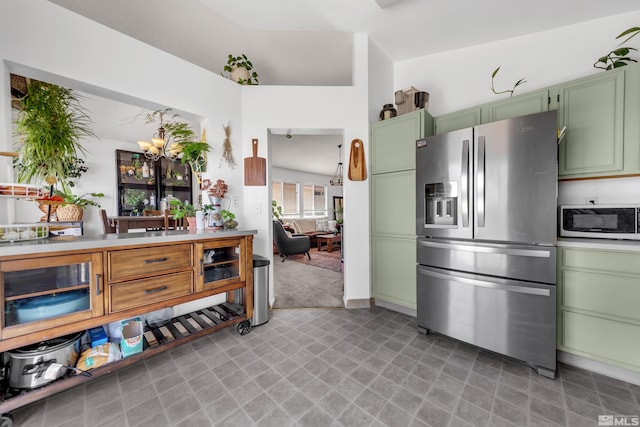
[169,198,197,230]
[14,79,96,192]
[221,209,238,229]
[223,54,259,85]
[53,189,104,221]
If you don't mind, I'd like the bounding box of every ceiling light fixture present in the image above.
[136,111,180,161]
[329,144,343,186]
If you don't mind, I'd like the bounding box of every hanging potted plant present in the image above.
[14,79,96,192]
[223,54,259,85]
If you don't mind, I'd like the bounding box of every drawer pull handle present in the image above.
[144,257,168,264]
[144,285,168,295]
[95,273,101,295]
[199,259,204,276]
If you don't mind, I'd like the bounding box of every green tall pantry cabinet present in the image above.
[371,110,434,311]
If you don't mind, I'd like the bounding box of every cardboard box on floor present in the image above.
[120,318,143,357]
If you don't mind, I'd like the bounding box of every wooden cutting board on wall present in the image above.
[348,139,366,181]
[244,138,266,186]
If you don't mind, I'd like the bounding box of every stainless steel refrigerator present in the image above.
[415,110,558,378]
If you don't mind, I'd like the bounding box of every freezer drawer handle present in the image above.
[418,266,551,296]
[418,240,552,258]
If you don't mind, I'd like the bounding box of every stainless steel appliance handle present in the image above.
[461,139,469,228]
[417,266,551,296]
[418,239,552,258]
[477,136,485,227]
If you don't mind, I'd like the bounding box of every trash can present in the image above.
[236,254,270,326]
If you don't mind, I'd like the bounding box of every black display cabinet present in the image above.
[116,149,192,216]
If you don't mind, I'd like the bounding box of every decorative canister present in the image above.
[379,104,397,121]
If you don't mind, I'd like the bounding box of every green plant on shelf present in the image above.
[169,198,196,220]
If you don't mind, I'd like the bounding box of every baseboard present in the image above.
[558,351,640,386]
[344,298,372,309]
[373,299,417,317]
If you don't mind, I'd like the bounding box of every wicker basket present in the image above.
[56,204,84,221]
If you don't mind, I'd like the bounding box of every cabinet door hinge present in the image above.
[548,96,551,105]
[557,94,560,103]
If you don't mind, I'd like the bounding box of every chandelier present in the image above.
[329,144,343,186]
[136,111,180,161]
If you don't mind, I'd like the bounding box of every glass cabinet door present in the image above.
[199,240,244,291]
[1,253,103,338]
[116,150,158,215]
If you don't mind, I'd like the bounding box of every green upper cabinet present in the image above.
[432,64,640,180]
[482,88,549,122]
[371,109,434,174]
[434,107,481,135]
[554,69,625,178]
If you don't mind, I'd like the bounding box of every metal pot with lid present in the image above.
[7,331,82,389]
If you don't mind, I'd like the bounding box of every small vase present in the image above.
[223,219,238,229]
[230,66,249,83]
[186,216,197,232]
[37,202,58,222]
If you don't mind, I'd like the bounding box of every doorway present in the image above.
[269,129,344,308]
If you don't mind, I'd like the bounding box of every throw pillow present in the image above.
[291,221,303,234]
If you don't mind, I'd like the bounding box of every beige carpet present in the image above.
[272,256,344,308]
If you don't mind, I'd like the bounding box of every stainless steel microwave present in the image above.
[560,205,640,239]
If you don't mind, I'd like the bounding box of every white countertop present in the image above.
[558,237,640,252]
[0,229,257,257]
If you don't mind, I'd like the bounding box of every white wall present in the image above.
[395,10,640,206]
[368,40,395,123]
[0,2,372,309]
[272,166,343,219]
[0,0,242,231]
[395,11,640,116]
[241,34,370,307]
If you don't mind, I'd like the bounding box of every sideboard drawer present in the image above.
[109,271,193,312]
[108,244,192,281]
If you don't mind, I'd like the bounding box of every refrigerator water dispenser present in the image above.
[424,182,457,227]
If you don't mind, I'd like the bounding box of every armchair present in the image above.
[273,220,311,261]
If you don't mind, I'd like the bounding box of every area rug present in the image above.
[273,257,344,309]
[281,247,342,273]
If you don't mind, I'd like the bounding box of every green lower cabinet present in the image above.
[371,170,415,238]
[558,246,640,372]
[562,312,640,371]
[372,236,416,309]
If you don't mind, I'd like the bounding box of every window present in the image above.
[303,184,327,217]
[272,181,299,216]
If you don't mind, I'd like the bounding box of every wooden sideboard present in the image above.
[0,229,255,414]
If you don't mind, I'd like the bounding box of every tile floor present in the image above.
[9,307,640,427]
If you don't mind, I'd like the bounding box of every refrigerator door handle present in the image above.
[417,266,551,297]
[477,136,486,227]
[418,239,553,258]
[461,139,470,228]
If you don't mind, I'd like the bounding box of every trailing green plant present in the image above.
[272,200,283,219]
[53,189,104,208]
[594,26,640,70]
[490,66,526,97]
[169,198,197,219]
[223,54,259,85]
[14,79,96,193]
